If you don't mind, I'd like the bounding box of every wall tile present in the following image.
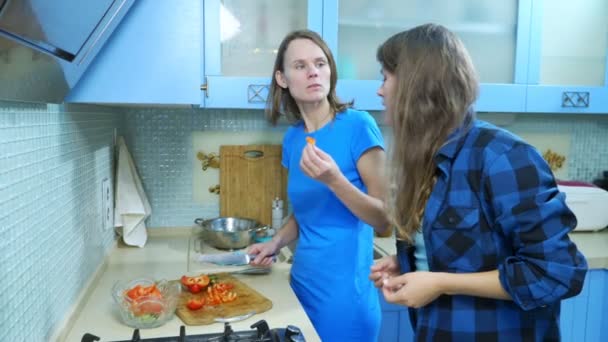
[0,100,120,342]
[123,108,608,228]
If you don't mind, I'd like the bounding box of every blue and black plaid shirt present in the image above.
[396,119,588,341]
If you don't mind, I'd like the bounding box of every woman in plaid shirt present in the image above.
[369,24,588,341]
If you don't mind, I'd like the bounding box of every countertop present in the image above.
[373,229,608,269]
[61,227,607,341]
[61,230,320,342]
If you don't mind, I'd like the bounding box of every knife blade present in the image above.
[195,251,276,266]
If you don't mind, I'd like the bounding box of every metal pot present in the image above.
[193,217,268,250]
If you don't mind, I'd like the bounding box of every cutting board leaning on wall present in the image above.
[220,145,287,226]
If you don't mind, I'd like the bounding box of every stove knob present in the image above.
[290,335,305,342]
[284,325,303,341]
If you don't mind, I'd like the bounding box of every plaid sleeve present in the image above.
[485,144,588,311]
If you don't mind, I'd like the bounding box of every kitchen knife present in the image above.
[194,251,276,266]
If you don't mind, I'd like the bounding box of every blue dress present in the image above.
[282,109,384,341]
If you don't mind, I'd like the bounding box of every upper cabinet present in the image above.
[202,0,322,108]
[326,0,527,112]
[67,0,608,114]
[526,0,608,113]
[0,0,135,104]
[66,0,203,105]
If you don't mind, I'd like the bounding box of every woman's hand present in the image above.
[247,240,280,267]
[381,271,444,308]
[369,255,400,288]
[300,144,341,186]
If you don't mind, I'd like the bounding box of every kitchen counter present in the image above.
[61,230,320,342]
[60,227,607,341]
[373,229,608,269]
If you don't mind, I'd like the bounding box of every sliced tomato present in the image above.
[213,282,234,293]
[186,298,204,311]
[194,275,210,288]
[181,275,195,287]
[220,291,237,303]
[205,295,221,306]
[189,284,202,294]
[126,285,142,300]
[136,301,164,316]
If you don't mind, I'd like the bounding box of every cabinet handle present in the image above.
[200,76,208,97]
[562,91,589,108]
[248,84,269,103]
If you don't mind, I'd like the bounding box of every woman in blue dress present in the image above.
[248,30,391,341]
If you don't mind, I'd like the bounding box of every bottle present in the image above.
[272,197,284,231]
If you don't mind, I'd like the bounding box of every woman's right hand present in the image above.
[369,255,400,288]
[247,240,280,267]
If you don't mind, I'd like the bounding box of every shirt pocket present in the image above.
[430,206,495,272]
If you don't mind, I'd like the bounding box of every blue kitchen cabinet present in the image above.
[560,269,608,342]
[525,0,608,114]
[322,0,531,113]
[67,0,203,105]
[202,0,323,109]
[68,0,608,113]
[324,0,608,114]
[378,270,607,341]
[378,289,414,342]
[68,0,322,107]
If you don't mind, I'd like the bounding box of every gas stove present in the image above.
[80,320,305,342]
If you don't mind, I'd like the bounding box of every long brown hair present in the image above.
[266,30,351,125]
[377,23,478,242]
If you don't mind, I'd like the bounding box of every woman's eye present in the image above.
[295,64,304,70]
[316,61,326,67]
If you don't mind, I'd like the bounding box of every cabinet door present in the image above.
[203,0,322,108]
[560,269,608,342]
[378,289,414,341]
[67,0,202,105]
[526,0,608,113]
[325,0,528,112]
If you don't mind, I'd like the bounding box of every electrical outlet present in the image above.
[101,178,114,230]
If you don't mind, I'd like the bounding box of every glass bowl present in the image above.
[112,278,181,329]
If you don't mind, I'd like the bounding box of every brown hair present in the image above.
[266,30,351,125]
[377,23,478,242]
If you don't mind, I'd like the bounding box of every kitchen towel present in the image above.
[114,136,151,247]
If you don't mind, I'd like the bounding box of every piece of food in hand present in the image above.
[305,136,316,145]
[180,274,210,293]
[186,298,204,311]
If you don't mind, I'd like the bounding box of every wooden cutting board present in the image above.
[220,145,287,226]
[175,273,273,325]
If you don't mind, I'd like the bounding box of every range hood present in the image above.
[0,0,134,103]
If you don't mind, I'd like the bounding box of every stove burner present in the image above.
[80,320,305,342]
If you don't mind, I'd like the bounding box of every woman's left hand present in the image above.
[381,271,444,308]
[300,144,341,186]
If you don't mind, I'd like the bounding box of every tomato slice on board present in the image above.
[189,284,202,294]
[186,298,204,311]
[181,275,195,287]
[194,275,210,287]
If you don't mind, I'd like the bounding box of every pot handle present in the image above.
[194,218,205,225]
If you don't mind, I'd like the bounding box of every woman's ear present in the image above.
[275,70,288,89]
